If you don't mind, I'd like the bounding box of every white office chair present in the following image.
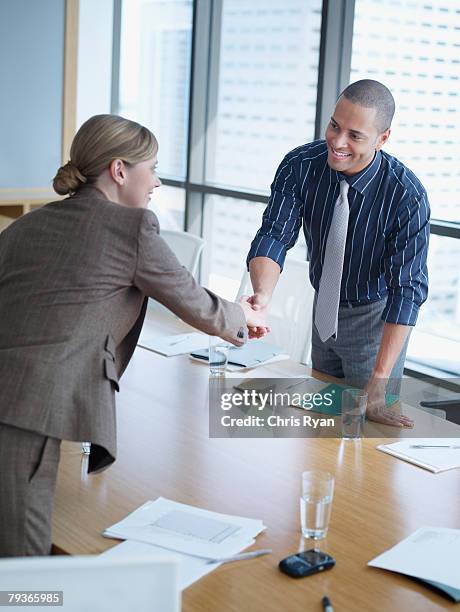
[236,258,314,364]
[160,229,205,279]
[0,215,14,233]
[145,229,205,317]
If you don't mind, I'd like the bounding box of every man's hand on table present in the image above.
[364,374,414,428]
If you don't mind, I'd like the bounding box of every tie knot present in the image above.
[340,179,349,200]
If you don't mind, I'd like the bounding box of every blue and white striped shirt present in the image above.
[247,140,430,326]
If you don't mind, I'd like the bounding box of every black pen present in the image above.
[322,596,334,612]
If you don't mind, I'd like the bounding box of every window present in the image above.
[150,185,185,231]
[202,196,266,300]
[406,235,460,375]
[202,195,307,300]
[351,0,460,223]
[119,0,193,179]
[205,0,322,192]
[351,0,460,375]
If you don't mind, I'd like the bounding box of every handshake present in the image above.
[237,293,271,340]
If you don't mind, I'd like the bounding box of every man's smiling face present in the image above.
[325,95,390,176]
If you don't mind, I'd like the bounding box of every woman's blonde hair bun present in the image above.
[53,161,87,195]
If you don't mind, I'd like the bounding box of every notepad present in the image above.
[377,439,460,473]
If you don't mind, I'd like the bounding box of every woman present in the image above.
[0,114,266,557]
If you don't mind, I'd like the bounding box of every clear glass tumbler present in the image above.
[342,389,367,440]
[209,336,230,377]
[300,470,335,539]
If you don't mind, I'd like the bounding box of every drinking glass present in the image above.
[209,336,230,377]
[342,389,367,440]
[300,471,334,539]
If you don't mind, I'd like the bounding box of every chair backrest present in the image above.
[144,229,206,321]
[237,258,314,364]
[0,215,14,233]
[160,229,205,279]
[0,555,180,612]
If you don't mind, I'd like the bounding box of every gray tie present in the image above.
[314,179,350,342]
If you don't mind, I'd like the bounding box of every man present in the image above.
[247,80,430,426]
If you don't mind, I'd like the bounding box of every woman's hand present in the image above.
[238,295,271,339]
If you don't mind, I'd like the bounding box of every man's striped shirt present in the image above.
[247,140,430,325]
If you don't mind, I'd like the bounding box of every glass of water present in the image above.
[300,471,334,539]
[342,389,367,440]
[209,336,230,377]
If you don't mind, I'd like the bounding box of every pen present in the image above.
[168,336,189,346]
[410,445,460,449]
[285,379,309,390]
[322,596,334,612]
[207,548,272,564]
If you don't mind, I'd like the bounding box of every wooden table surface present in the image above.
[53,313,460,611]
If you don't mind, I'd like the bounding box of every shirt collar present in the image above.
[329,150,382,195]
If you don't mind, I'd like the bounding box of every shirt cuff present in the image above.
[382,295,420,326]
[247,235,287,271]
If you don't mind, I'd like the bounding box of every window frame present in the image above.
[114,0,460,382]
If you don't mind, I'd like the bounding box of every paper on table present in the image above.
[138,331,208,357]
[226,353,290,371]
[103,497,265,560]
[190,352,290,372]
[377,439,460,473]
[369,527,460,594]
[102,538,255,590]
[190,340,284,368]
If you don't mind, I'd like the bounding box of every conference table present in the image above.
[53,311,460,611]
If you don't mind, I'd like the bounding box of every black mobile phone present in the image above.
[279,549,335,578]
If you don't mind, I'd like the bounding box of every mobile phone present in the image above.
[279,549,335,578]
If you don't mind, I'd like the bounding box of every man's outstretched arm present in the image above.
[248,256,281,311]
[246,153,304,337]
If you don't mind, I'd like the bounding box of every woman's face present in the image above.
[121,155,161,208]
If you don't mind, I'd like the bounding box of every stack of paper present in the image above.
[377,439,460,473]
[104,497,264,560]
[102,498,266,590]
[103,497,265,561]
[369,527,460,602]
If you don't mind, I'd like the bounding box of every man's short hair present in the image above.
[340,79,395,133]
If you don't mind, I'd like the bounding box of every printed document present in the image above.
[369,527,460,597]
